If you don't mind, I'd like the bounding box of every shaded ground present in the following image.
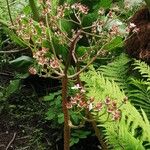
[0,58,100,150]
[0,29,101,149]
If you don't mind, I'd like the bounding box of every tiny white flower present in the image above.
[71,84,81,90]
[129,23,136,29]
[20,14,26,18]
[88,103,93,111]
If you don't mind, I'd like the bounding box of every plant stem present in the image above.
[6,0,13,25]
[62,75,70,150]
[87,111,108,150]
[62,30,82,150]
[29,0,40,21]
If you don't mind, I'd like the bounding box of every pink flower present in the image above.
[108,10,113,18]
[75,93,82,101]
[66,102,72,109]
[107,106,114,113]
[133,27,140,33]
[110,25,119,35]
[112,110,121,121]
[71,3,89,14]
[41,47,49,53]
[111,101,117,109]
[78,101,87,108]
[50,59,60,69]
[29,67,37,75]
[95,102,103,111]
[70,97,77,105]
[105,97,111,105]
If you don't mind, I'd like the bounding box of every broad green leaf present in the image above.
[104,36,123,51]
[76,46,89,57]
[44,94,55,101]
[9,56,33,69]
[99,0,112,8]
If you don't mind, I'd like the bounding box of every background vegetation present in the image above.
[0,0,150,150]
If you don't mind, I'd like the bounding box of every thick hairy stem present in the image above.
[29,0,40,21]
[62,75,70,150]
[6,0,13,25]
[87,111,108,150]
[62,30,82,150]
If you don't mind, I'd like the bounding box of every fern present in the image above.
[81,68,150,150]
[133,60,150,90]
[98,53,131,91]
[125,60,150,120]
[98,54,150,121]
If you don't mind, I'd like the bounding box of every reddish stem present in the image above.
[62,75,70,150]
[62,30,82,150]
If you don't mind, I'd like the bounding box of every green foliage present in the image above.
[133,60,150,88]
[98,53,131,91]
[97,54,150,121]
[70,130,91,146]
[44,91,64,124]
[104,36,123,52]
[9,56,33,72]
[0,0,28,22]
[127,60,150,120]
[98,0,112,9]
[81,68,150,149]
[1,0,150,149]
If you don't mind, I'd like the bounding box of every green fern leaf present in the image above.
[98,53,131,91]
[81,68,150,149]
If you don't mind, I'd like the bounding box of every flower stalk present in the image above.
[62,30,82,150]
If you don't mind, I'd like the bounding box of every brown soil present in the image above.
[125,7,150,62]
[0,64,100,150]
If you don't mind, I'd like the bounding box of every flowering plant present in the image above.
[10,0,133,149]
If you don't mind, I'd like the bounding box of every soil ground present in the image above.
[0,51,100,150]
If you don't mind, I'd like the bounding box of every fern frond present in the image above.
[98,53,131,91]
[126,60,150,120]
[81,68,150,149]
[134,60,150,79]
[133,60,150,89]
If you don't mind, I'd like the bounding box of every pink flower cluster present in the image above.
[105,97,121,121]
[109,25,119,35]
[125,22,140,34]
[71,3,89,14]
[56,3,70,18]
[28,67,37,75]
[66,94,94,110]
[66,95,128,121]
[33,47,49,66]
[33,48,60,69]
